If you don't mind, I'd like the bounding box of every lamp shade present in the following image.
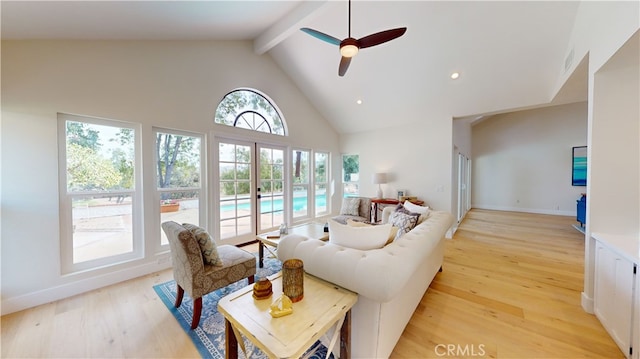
[372,173,387,184]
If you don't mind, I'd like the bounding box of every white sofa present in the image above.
[278,207,454,358]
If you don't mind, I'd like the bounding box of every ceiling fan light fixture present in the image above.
[340,38,359,58]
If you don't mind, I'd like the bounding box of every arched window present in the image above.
[214,89,286,136]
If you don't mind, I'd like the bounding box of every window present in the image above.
[342,154,359,196]
[58,114,141,273]
[155,129,203,246]
[314,152,329,216]
[214,89,286,136]
[292,149,310,221]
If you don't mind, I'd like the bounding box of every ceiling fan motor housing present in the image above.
[340,38,359,57]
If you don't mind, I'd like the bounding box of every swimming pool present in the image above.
[220,194,327,213]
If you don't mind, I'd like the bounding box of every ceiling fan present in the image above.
[301,0,407,77]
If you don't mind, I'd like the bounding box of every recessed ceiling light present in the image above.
[356,99,363,105]
[451,72,460,80]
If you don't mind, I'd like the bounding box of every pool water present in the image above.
[221,195,326,213]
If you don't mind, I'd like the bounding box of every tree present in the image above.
[67,143,122,191]
[343,155,359,182]
[155,133,198,193]
[66,121,100,150]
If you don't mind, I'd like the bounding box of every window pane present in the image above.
[342,154,359,196]
[66,121,134,192]
[156,132,201,189]
[293,150,309,183]
[219,143,235,162]
[344,183,359,197]
[315,152,328,182]
[72,195,132,263]
[236,145,251,164]
[214,89,285,136]
[236,164,250,180]
[315,184,327,214]
[293,185,308,217]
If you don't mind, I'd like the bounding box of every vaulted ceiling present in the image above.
[1,1,585,134]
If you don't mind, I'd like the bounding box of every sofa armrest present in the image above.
[381,206,395,224]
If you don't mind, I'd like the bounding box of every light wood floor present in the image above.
[391,209,622,358]
[1,209,623,358]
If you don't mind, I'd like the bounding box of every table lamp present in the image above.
[372,173,387,199]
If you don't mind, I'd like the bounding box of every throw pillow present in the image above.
[346,219,398,246]
[403,200,430,214]
[182,223,223,267]
[403,201,431,224]
[340,197,361,216]
[329,219,392,250]
[389,210,419,240]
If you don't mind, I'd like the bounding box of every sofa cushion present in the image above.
[340,197,361,216]
[329,219,392,250]
[182,223,223,266]
[389,208,419,239]
[347,219,398,245]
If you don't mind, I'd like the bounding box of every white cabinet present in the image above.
[593,234,639,359]
[634,270,640,359]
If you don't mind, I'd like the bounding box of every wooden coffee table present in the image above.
[256,223,328,268]
[218,272,357,359]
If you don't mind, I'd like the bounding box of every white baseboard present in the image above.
[581,291,594,313]
[1,260,172,315]
[472,204,576,217]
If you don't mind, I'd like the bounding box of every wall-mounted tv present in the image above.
[572,146,587,186]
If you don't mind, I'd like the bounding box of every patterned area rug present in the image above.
[153,254,330,359]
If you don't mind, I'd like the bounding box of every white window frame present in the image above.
[154,127,206,251]
[58,113,143,274]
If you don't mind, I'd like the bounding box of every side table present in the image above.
[218,272,357,359]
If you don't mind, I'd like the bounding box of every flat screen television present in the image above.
[572,146,587,186]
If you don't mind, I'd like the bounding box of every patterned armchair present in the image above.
[161,221,256,329]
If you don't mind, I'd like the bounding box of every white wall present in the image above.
[561,0,640,313]
[1,40,340,314]
[472,102,588,215]
[590,36,640,236]
[339,118,453,213]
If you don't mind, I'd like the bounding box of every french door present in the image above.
[215,138,287,245]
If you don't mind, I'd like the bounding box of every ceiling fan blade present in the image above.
[338,56,352,77]
[300,28,341,46]
[358,27,407,49]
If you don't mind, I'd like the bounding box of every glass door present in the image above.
[216,139,289,245]
[257,145,287,233]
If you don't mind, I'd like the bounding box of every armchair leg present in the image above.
[191,297,202,329]
[175,284,185,308]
